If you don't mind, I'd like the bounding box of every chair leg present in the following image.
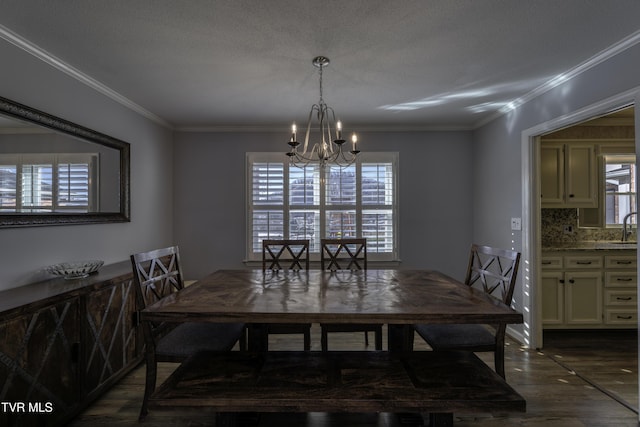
[495,346,505,379]
[139,354,157,421]
[364,331,369,346]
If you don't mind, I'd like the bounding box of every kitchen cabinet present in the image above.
[540,143,597,208]
[603,254,638,326]
[542,250,637,329]
[541,253,602,327]
[0,262,142,427]
[564,270,602,325]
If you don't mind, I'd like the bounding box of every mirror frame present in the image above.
[0,95,130,228]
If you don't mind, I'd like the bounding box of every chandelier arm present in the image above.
[301,104,318,156]
[326,105,337,153]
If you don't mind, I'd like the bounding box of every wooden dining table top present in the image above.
[141,269,523,326]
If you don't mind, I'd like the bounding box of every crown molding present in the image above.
[0,24,172,129]
[176,124,473,133]
[474,30,640,129]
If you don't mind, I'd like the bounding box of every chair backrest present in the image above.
[262,239,310,271]
[131,246,185,309]
[465,244,521,306]
[320,238,367,271]
[131,246,187,351]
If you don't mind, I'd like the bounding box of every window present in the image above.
[0,153,98,212]
[247,152,398,261]
[604,155,636,227]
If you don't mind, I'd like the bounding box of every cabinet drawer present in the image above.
[604,289,637,306]
[541,256,563,269]
[604,255,637,269]
[604,272,637,288]
[605,309,638,325]
[564,255,602,269]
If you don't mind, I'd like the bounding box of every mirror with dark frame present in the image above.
[0,96,130,228]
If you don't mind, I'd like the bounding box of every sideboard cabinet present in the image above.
[0,261,142,427]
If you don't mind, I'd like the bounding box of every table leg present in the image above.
[387,324,414,352]
[247,323,268,352]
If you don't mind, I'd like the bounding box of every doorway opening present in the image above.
[521,98,637,415]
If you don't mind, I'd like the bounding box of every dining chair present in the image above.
[261,239,312,351]
[319,238,383,351]
[414,244,521,379]
[131,246,245,421]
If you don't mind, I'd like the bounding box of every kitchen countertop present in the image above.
[542,241,637,251]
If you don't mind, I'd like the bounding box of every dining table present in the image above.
[140,269,525,426]
[141,268,524,351]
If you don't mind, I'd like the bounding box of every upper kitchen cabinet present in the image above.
[541,142,597,208]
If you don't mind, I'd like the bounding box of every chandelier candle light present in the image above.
[287,56,360,168]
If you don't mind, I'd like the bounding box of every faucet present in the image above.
[622,211,637,241]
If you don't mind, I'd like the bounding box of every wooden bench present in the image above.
[147,350,525,426]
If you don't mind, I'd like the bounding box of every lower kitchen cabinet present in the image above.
[541,268,602,326]
[0,261,142,427]
[604,254,638,326]
[564,271,602,325]
[542,250,637,329]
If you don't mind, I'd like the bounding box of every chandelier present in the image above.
[286,56,360,169]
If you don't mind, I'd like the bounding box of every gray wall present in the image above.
[0,38,175,290]
[173,130,474,281]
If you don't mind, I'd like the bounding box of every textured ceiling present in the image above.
[1,1,639,130]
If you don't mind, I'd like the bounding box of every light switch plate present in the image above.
[511,217,522,231]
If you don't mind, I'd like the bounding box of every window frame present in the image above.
[603,154,636,228]
[246,151,399,262]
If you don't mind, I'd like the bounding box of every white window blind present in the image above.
[247,152,398,261]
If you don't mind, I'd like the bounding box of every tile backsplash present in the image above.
[541,208,628,245]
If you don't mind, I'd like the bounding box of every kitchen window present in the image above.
[604,154,636,227]
[246,152,398,261]
[0,153,98,212]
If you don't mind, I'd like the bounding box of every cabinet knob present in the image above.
[569,194,575,198]
[568,279,575,284]
[559,279,565,284]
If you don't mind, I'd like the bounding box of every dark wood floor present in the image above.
[542,329,638,414]
[69,326,639,426]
